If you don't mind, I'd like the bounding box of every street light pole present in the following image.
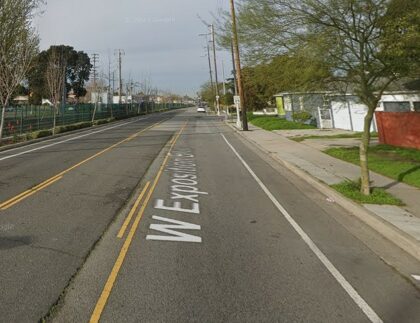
[229,0,248,131]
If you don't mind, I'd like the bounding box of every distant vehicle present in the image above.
[197,106,206,113]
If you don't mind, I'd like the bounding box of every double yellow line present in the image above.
[90,122,188,323]
[0,120,166,211]
[0,175,63,210]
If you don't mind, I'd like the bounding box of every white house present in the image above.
[274,91,420,132]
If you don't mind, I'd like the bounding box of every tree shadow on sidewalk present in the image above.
[381,165,420,189]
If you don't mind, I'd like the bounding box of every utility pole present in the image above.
[210,24,220,115]
[91,53,99,87]
[221,60,226,96]
[230,37,240,126]
[206,42,215,96]
[230,0,248,130]
[108,57,113,117]
[230,38,238,96]
[112,71,115,98]
[91,53,99,123]
[116,49,125,104]
[199,33,215,108]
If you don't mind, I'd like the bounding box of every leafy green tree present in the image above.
[198,82,215,106]
[28,45,92,104]
[219,0,420,195]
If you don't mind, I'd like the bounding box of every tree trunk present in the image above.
[92,102,97,124]
[359,105,375,195]
[0,97,10,141]
[52,104,57,135]
[0,104,6,141]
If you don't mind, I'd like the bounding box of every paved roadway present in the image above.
[0,109,419,322]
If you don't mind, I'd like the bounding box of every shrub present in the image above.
[36,130,52,138]
[293,111,312,122]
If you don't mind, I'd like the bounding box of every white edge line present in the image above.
[0,115,152,161]
[412,275,420,281]
[220,133,383,323]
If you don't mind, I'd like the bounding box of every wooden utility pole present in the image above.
[206,42,215,97]
[230,0,248,130]
[210,24,220,115]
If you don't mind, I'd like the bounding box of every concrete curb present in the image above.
[225,121,420,262]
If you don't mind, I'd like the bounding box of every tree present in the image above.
[218,0,420,195]
[28,45,91,104]
[199,82,216,105]
[0,0,40,140]
[46,49,66,135]
[140,74,158,101]
[239,53,332,111]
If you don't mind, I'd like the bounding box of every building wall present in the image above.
[376,112,420,149]
[379,94,420,112]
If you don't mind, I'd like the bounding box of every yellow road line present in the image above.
[0,174,62,209]
[117,181,151,239]
[1,176,63,210]
[0,119,167,211]
[89,122,188,323]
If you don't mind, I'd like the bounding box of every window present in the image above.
[383,101,411,112]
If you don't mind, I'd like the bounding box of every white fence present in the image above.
[330,100,377,132]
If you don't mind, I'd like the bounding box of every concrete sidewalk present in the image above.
[228,122,420,261]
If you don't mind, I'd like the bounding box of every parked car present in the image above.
[197,106,206,113]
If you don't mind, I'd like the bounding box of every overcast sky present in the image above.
[35,0,231,96]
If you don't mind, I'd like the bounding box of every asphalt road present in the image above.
[0,111,180,322]
[1,109,420,322]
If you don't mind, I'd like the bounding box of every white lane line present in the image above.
[221,133,383,323]
[0,116,151,161]
[412,275,420,281]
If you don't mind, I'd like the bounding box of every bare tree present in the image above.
[46,49,66,135]
[0,0,40,140]
[140,74,158,101]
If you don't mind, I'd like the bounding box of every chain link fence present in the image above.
[0,102,183,138]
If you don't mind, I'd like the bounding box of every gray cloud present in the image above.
[35,0,232,95]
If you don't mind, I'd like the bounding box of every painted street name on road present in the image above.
[146,148,207,243]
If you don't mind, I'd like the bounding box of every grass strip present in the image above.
[248,115,316,131]
[325,145,420,188]
[291,132,378,142]
[331,180,404,205]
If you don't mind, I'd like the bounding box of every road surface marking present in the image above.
[146,216,201,243]
[221,133,383,323]
[147,148,206,242]
[0,120,165,211]
[90,122,187,323]
[0,175,63,210]
[412,275,420,281]
[0,116,153,161]
[117,181,151,238]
